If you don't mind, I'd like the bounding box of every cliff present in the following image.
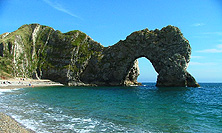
[0,24,199,87]
[0,24,103,85]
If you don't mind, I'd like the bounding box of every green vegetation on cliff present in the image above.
[0,24,103,81]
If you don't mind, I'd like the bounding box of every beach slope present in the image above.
[0,113,34,133]
[0,78,64,89]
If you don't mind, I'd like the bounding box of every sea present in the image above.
[0,83,221,133]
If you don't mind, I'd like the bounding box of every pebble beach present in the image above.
[0,113,34,133]
[0,78,64,90]
[0,78,63,133]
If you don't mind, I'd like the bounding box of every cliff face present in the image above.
[0,24,199,87]
[0,24,103,85]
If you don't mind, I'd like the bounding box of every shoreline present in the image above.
[0,78,64,132]
[0,78,64,89]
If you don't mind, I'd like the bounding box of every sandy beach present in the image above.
[0,78,64,133]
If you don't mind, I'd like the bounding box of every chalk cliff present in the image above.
[0,24,199,87]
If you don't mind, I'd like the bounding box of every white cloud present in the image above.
[202,32,222,36]
[217,44,222,49]
[191,56,203,59]
[198,49,222,53]
[192,23,205,27]
[197,44,222,53]
[189,62,216,66]
[42,0,80,19]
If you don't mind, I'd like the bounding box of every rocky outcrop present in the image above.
[0,24,103,85]
[80,26,199,87]
[0,24,199,87]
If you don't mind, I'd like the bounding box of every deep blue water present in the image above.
[0,83,222,132]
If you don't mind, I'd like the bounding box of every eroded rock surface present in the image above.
[0,24,199,87]
[81,26,199,87]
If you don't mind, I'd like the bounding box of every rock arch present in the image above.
[80,25,200,87]
[0,24,199,87]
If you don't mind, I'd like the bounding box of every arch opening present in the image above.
[137,57,158,84]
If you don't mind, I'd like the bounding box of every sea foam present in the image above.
[0,89,13,95]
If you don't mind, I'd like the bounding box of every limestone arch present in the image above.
[80,25,199,87]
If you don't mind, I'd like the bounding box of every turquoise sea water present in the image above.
[0,83,222,132]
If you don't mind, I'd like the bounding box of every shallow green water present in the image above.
[0,83,221,132]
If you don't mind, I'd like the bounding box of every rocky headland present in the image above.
[0,24,199,87]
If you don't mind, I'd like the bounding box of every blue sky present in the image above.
[0,0,222,82]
